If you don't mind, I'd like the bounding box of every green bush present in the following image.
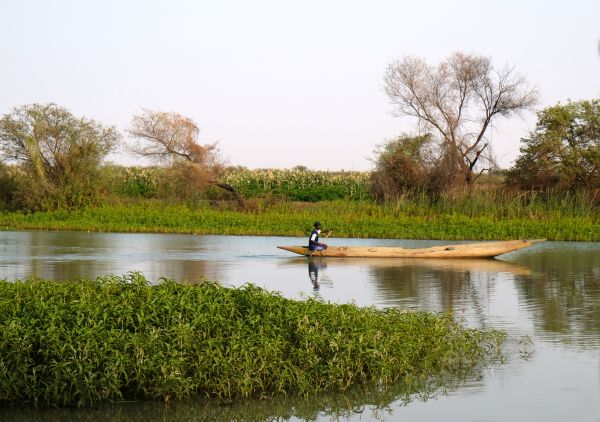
[506,99,600,190]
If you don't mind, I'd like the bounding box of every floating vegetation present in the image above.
[1,200,598,241]
[0,273,504,408]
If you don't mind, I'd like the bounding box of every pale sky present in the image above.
[1,0,599,170]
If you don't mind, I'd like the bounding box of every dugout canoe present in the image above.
[277,239,545,259]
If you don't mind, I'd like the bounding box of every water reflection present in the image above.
[513,246,600,346]
[308,258,327,290]
[0,372,482,422]
[1,233,600,420]
[365,258,529,310]
[0,231,221,283]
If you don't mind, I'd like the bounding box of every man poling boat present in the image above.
[307,221,333,256]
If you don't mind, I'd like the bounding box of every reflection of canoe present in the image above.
[277,239,545,259]
[279,257,531,276]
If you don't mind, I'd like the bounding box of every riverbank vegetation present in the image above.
[0,97,598,241]
[0,273,505,407]
[0,187,598,240]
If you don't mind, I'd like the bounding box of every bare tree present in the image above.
[127,109,241,203]
[384,52,538,186]
[128,109,220,167]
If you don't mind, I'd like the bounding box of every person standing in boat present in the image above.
[308,221,330,251]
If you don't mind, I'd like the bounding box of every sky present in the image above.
[1,0,599,171]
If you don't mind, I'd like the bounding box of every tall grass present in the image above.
[0,274,504,407]
[409,188,600,219]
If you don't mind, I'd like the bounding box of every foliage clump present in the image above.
[0,274,504,407]
[0,103,120,211]
[506,99,600,191]
[369,134,439,201]
[127,109,229,203]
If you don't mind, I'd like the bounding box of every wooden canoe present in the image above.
[277,239,545,259]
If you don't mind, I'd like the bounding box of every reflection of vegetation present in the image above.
[367,260,504,316]
[364,246,600,348]
[373,263,470,307]
[0,273,504,408]
[1,372,484,421]
[514,248,600,346]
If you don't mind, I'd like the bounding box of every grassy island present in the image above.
[0,273,504,408]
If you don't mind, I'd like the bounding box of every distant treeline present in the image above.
[0,99,599,212]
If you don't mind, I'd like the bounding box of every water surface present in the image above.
[1,231,599,421]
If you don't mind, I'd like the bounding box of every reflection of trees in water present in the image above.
[25,231,115,280]
[367,249,600,346]
[373,264,467,307]
[513,249,600,345]
[1,372,485,421]
[369,262,497,324]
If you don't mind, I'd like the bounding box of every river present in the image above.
[1,231,599,421]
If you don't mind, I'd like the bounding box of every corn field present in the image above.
[107,167,369,201]
[221,168,370,201]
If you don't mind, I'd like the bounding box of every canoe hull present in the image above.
[277,240,544,259]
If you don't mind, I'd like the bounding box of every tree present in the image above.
[506,99,600,190]
[384,52,538,187]
[128,109,220,167]
[0,103,120,209]
[127,110,241,203]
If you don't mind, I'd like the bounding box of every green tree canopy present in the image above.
[506,99,600,190]
[0,103,120,209]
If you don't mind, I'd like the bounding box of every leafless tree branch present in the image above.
[384,52,538,186]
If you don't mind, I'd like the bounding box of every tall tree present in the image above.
[384,52,537,187]
[0,103,120,209]
[506,99,600,190]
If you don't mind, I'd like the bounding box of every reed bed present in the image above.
[0,274,504,408]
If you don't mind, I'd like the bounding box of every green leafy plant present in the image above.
[0,273,505,407]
